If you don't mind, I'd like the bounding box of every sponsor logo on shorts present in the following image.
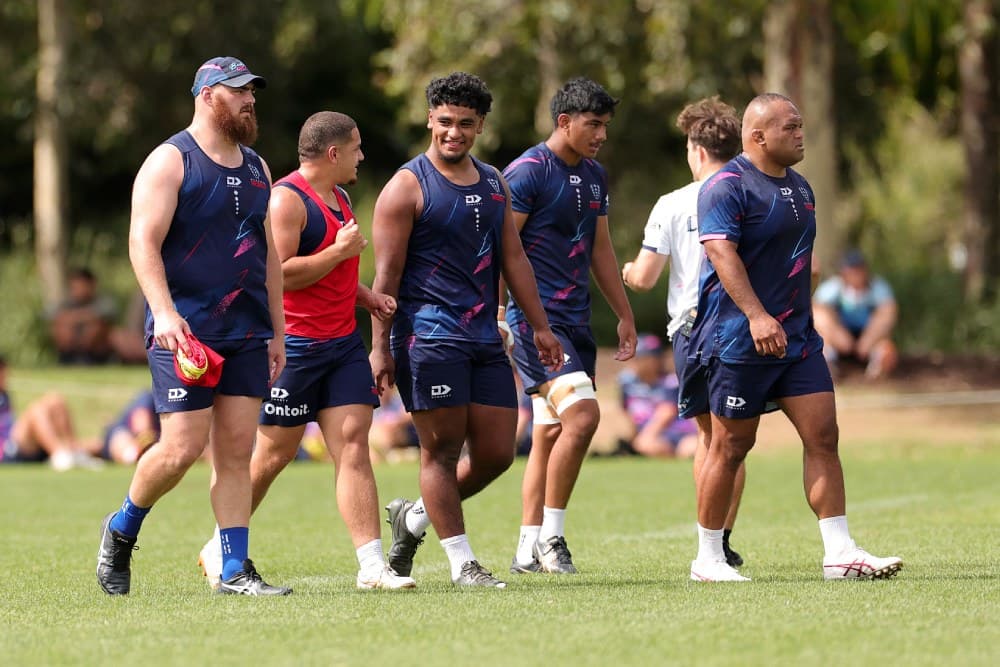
[167,387,188,401]
[726,395,747,409]
[263,402,310,417]
[271,387,290,400]
[430,384,452,398]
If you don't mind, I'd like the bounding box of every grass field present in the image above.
[2,366,999,666]
[2,439,999,665]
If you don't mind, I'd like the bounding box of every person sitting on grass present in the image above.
[94,389,160,465]
[813,249,898,379]
[617,334,698,458]
[0,355,103,471]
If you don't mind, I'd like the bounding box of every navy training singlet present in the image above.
[391,154,508,348]
[147,130,273,343]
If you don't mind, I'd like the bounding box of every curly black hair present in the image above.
[425,72,493,116]
[549,77,619,125]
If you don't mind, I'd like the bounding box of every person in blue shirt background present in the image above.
[813,249,898,379]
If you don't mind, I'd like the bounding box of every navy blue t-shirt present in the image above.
[502,143,609,327]
[690,154,823,364]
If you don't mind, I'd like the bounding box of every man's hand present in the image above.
[267,336,286,384]
[497,319,514,353]
[614,319,637,361]
[533,329,564,372]
[369,347,396,396]
[152,310,191,353]
[333,220,368,258]
[748,313,787,358]
[366,292,397,322]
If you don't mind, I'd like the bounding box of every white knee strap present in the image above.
[532,396,561,425]
[546,371,596,416]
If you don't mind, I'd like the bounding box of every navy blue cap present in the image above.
[841,249,867,268]
[191,57,266,97]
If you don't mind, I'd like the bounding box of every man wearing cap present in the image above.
[813,250,898,379]
[196,111,416,591]
[96,57,291,596]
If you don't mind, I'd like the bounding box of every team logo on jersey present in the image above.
[247,162,267,189]
[799,187,815,210]
[569,174,582,185]
[487,177,505,202]
[590,184,601,199]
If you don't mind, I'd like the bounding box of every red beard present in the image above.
[214,102,258,146]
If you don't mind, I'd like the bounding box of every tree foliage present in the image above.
[0,0,995,359]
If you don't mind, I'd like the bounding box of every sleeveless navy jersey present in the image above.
[391,154,508,347]
[147,130,273,342]
[691,154,823,364]
[502,142,609,327]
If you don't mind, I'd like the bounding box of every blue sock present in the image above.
[109,496,151,538]
[220,527,249,581]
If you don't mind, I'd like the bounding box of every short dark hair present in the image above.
[549,78,619,125]
[68,267,96,283]
[426,72,493,116]
[297,111,358,161]
[676,96,741,162]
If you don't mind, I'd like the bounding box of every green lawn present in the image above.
[2,437,998,666]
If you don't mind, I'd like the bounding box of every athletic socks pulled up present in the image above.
[220,526,249,581]
[108,495,151,538]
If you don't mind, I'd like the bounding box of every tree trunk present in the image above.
[34,0,69,309]
[763,0,841,276]
[533,7,561,138]
[959,0,999,304]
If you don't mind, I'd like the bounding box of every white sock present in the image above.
[356,538,385,575]
[696,524,726,563]
[818,515,855,559]
[405,497,431,537]
[440,534,477,581]
[539,506,566,542]
[515,525,541,564]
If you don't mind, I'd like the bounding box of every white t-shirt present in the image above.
[640,179,705,339]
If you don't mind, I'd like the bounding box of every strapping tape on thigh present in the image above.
[545,371,596,416]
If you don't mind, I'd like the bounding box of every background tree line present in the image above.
[1,0,996,362]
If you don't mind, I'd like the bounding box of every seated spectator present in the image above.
[617,335,698,458]
[94,389,159,464]
[47,268,148,365]
[48,267,118,364]
[0,355,103,470]
[369,387,419,464]
[813,249,898,379]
